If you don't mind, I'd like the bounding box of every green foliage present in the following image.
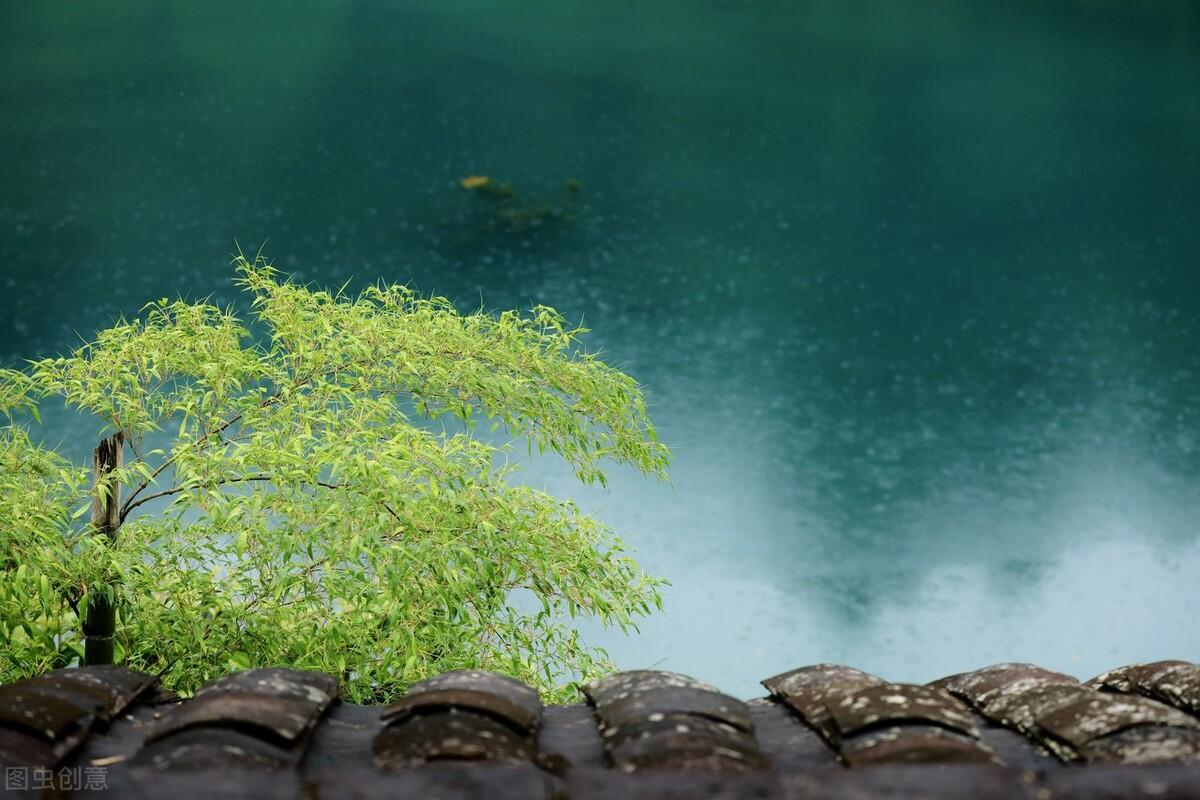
[0,427,91,677]
[0,256,669,701]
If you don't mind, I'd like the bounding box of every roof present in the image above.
[1,660,1198,798]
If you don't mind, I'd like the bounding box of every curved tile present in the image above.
[1036,692,1200,764]
[767,679,999,767]
[599,685,751,733]
[0,685,93,742]
[586,670,768,773]
[1089,661,1200,717]
[606,714,769,773]
[380,670,542,733]
[937,663,1200,765]
[827,684,979,739]
[840,725,996,767]
[136,727,299,770]
[1086,665,1138,694]
[0,666,157,768]
[373,708,536,769]
[762,664,886,741]
[763,664,884,701]
[146,692,325,747]
[583,671,721,707]
[136,668,336,770]
[27,665,158,725]
[934,663,1086,733]
[374,671,543,770]
[193,667,338,706]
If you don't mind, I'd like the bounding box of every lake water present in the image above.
[2,3,1198,698]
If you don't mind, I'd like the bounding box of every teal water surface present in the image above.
[2,2,1199,697]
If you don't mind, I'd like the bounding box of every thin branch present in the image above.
[119,411,245,518]
[121,474,272,520]
[119,378,308,518]
[118,471,403,525]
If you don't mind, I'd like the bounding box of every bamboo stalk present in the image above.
[83,432,123,666]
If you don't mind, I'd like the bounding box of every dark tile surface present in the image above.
[1,661,1198,797]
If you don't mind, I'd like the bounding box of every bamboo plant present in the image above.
[0,255,669,702]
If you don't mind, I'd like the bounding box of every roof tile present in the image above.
[193,667,338,706]
[374,670,543,770]
[934,663,1082,730]
[766,675,997,766]
[827,683,978,738]
[2,660,1198,797]
[761,664,886,743]
[1036,692,1200,763]
[585,670,769,772]
[839,726,997,767]
[1089,660,1200,717]
[380,669,542,733]
[374,707,537,768]
[135,668,335,769]
[0,665,156,767]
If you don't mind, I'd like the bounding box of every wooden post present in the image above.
[83,432,123,666]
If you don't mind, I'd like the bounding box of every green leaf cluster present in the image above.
[0,256,669,702]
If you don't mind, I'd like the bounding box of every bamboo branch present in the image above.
[118,377,315,518]
[119,472,403,524]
